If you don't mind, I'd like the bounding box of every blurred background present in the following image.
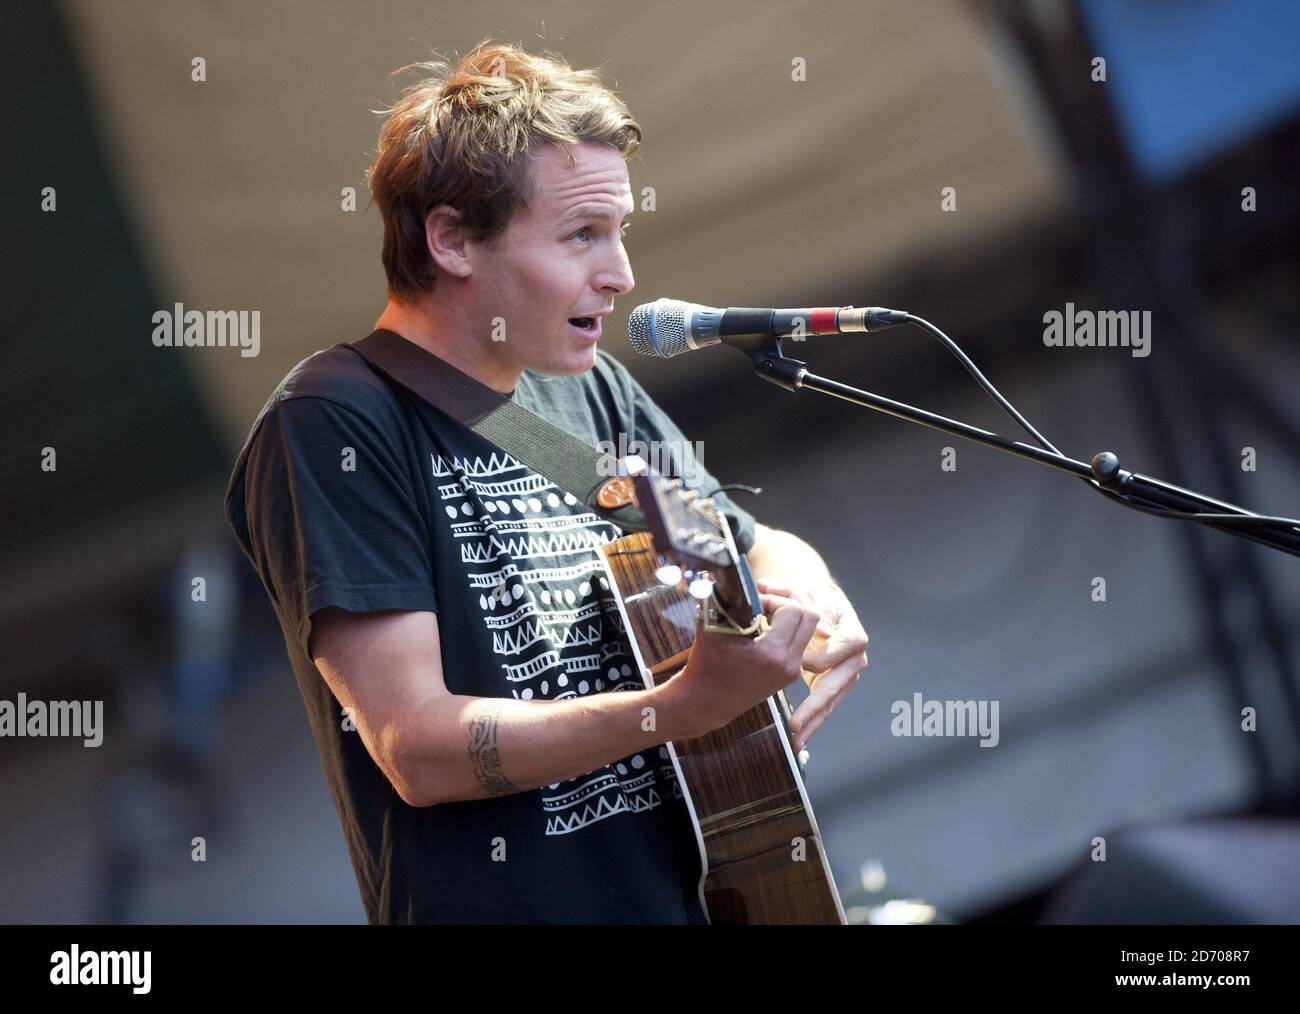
[4,0,1300,924]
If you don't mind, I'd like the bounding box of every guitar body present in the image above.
[601,530,847,925]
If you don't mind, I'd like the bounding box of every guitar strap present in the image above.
[344,328,649,533]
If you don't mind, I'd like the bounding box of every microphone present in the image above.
[627,298,909,358]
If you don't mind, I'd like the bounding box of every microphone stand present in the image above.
[728,335,1300,560]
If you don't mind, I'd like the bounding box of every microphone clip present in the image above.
[721,333,808,392]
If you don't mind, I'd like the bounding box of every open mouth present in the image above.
[568,317,599,334]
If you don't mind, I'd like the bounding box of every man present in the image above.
[224,41,868,924]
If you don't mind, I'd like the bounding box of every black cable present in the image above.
[900,313,1300,534]
[903,313,1063,456]
[706,482,763,499]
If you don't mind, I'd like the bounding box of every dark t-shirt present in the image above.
[223,331,758,924]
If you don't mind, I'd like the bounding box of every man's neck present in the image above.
[373,296,522,394]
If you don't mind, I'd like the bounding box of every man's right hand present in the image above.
[658,592,823,740]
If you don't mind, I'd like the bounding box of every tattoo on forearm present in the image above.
[467,702,517,797]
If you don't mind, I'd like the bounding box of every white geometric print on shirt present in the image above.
[432,451,664,836]
[541,762,662,835]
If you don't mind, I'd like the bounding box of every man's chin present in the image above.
[537,347,599,377]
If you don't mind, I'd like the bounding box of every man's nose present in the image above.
[600,243,635,296]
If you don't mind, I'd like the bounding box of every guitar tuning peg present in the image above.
[688,575,715,600]
[655,564,683,586]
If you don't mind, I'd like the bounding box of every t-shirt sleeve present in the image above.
[603,356,762,557]
[236,395,437,651]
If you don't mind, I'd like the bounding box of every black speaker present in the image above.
[1043,819,1300,924]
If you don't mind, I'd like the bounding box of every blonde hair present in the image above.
[367,41,642,302]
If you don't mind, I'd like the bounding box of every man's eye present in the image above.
[570,224,629,242]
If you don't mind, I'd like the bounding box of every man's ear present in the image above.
[424,205,473,279]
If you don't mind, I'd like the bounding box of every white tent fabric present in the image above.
[63,0,1065,448]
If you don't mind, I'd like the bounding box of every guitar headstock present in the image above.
[624,457,762,635]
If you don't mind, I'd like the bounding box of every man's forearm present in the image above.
[747,524,836,599]
[406,681,692,806]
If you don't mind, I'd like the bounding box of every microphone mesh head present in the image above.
[628,299,690,358]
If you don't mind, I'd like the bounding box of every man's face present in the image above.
[466,141,636,379]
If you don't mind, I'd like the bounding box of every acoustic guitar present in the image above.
[597,464,847,925]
